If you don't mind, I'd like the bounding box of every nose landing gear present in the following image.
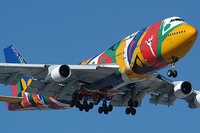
[167,57,178,78]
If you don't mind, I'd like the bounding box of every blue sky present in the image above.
[0,1,199,133]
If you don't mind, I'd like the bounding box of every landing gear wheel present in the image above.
[125,107,136,115]
[130,108,136,115]
[133,101,139,108]
[70,100,75,107]
[98,107,103,114]
[167,70,178,78]
[104,107,108,115]
[75,100,80,108]
[77,93,83,101]
[72,92,77,99]
[88,102,94,109]
[79,104,84,111]
[108,105,113,112]
[167,70,173,77]
[172,70,177,78]
[125,108,131,115]
[85,105,89,112]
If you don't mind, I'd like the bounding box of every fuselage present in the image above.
[7,16,198,111]
[79,16,197,94]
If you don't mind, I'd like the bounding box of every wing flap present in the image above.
[110,94,126,107]
[149,93,176,106]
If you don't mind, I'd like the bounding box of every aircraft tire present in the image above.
[125,108,131,115]
[133,101,139,108]
[75,100,80,108]
[72,92,77,100]
[130,108,136,115]
[88,102,94,109]
[167,70,173,77]
[172,70,178,78]
[70,100,75,107]
[98,107,103,114]
[77,93,83,100]
[85,106,89,112]
[79,104,84,111]
[108,105,113,112]
[104,108,108,115]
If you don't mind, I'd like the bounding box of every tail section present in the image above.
[1,45,32,110]
[4,45,28,97]
[2,45,69,110]
[4,45,27,64]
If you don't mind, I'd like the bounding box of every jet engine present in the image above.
[194,93,200,107]
[45,65,71,82]
[173,81,193,98]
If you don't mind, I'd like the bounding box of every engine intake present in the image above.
[45,65,71,82]
[59,65,71,78]
[173,81,193,98]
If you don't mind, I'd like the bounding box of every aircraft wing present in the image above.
[0,63,119,85]
[110,73,199,109]
[0,63,120,100]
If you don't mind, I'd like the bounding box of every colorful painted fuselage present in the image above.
[7,16,198,111]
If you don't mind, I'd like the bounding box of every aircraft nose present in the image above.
[161,23,198,63]
[187,25,198,40]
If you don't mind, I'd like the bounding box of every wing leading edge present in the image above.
[0,63,119,84]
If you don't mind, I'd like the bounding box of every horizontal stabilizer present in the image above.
[0,95,23,103]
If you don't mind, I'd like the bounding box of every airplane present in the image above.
[0,16,199,116]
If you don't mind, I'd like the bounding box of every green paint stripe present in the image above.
[157,23,181,61]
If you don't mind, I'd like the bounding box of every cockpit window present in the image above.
[170,18,184,22]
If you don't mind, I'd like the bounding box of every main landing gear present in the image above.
[70,91,140,116]
[125,100,138,116]
[70,92,94,112]
[98,100,113,115]
[167,57,178,78]
[125,88,139,116]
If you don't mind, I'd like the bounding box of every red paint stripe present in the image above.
[11,85,19,96]
[48,97,65,109]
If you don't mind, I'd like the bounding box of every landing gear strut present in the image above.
[70,92,82,108]
[98,101,113,115]
[167,57,178,78]
[125,100,138,116]
[70,92,94,112]
[98,94,113,115]
[125,89,138,116]
[79,99,94,112]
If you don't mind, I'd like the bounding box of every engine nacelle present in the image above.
[194,93,200,107]
[173,81,193,98]
[45,65,71,82]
